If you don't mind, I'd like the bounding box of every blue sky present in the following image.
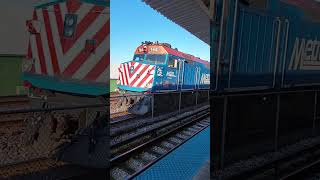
[110,0,210,65]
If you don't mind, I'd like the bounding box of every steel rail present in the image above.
[110,111,209,165]
[110,106,209,148]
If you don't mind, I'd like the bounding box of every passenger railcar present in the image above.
[211,0,320,91]
[22,0,109,168]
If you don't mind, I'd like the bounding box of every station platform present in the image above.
[134,127,210,180]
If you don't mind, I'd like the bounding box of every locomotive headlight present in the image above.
[22,58,34,72]
[67,18,75,26]
[63,14,78,38]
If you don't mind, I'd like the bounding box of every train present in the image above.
[117,41,210,115]
[22,0,109,168]
[211,0,320,92]
[211,1,320,175]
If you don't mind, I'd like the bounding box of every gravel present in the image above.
[126,158,145,171]
[175,133,189,140]
[151,146,168,154]
[111,167,130,180]
[169,137,183,144]
[161,141,176,149]
[140,151,158,161]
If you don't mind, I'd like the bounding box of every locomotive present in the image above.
[211,0,320,91]
[22,0,109,168]
[117,41,210,115]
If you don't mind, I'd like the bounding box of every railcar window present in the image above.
[145,54,166,64]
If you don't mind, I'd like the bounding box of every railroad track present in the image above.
[110,107,210,180]
[220,136,320,180]
[0,96,29,108]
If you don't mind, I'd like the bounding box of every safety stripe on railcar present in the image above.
[118,62,155,88]
[29,1,109,84]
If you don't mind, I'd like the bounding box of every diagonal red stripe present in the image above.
[136,67,155,87]
[33,10,47,74]
[27,41,35,73]
[43,9,60,74]
[146,77,154,87]
[53,4,64,44]
[66,0,81,14]
[27,41,32,59]
[130,65,149,86]
[62,20,109,76]
[123,63,129,85]
[84,51,109,80]
[63,5,106,53]
[129,63,142,78]
[120,67,125,85]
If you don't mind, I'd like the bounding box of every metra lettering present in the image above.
[289,37,320,70]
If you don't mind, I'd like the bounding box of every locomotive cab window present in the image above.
[133,54,144,61]
[145,54,166,64]
[168,56,179,68]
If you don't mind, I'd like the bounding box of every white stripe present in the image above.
[96,67,109,83]
[118,65,122,85]
[120,64,125,85]
[30,36,41,74]
[37,9,54,76]
[134,61,139,68]
[124,63,131,85]
[129,63,147,83]
[60,13,109,70]
[72,37,109,79]
[60,2,67,19]
[122,64,129,85]
[48,10,64,71]
[142,68,155,88]
[133,65,151,87]
[75,3,94,23]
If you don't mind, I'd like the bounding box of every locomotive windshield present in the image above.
[133,54,145,61]
[133,54,166,64]
[145,54,166,64]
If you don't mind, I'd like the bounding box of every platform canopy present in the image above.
[143,0,213,45]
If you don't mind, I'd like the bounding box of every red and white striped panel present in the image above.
[27,0,109,84]
[118,62,155,89]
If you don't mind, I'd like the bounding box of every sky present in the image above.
[110,0,210,65]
